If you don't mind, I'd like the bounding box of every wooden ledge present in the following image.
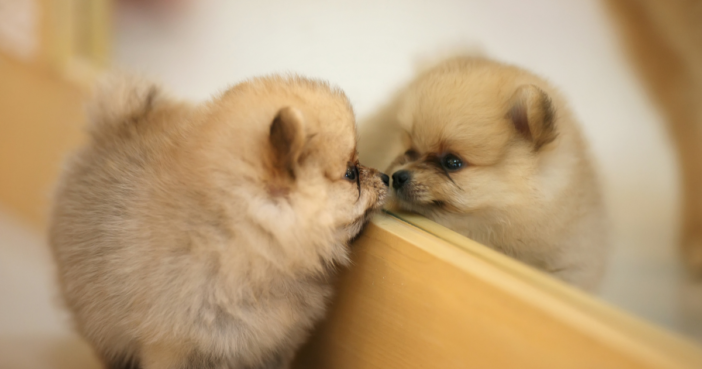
[293,213,702,369]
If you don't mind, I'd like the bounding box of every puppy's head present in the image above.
[262,100,389,241]
[388,57,558,218]
[205,77,388,265]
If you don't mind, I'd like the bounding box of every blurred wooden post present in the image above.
[0,0,109,227]
[604,0,702,272]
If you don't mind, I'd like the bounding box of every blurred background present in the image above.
[1,0,700,367]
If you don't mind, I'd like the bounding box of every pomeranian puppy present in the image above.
[49,75,388,369]
[360,57,608,291]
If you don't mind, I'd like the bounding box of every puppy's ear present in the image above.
[507,84,557,150]
[270,106,305,179]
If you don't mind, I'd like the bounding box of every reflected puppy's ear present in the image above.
[269,106,306,179]
[507,84,557,150]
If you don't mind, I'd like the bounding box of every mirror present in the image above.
[356,61,702,343]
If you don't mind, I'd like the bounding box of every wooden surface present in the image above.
[293,213,702,369]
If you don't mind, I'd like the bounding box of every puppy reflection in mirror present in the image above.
[372,57,608,291]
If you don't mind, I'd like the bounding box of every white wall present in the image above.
[112,0,699,339]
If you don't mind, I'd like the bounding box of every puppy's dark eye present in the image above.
[442,154,463,171]
[345,166,358,181]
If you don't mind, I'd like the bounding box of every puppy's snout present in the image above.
[392,170,411,189]
[379,173,389,187]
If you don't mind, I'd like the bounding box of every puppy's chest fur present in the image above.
[125,233,340,367]
[164,214,341,330]
[200,262,335,340]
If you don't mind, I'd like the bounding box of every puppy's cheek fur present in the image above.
[343,167,388,241]
[360,166,389,211]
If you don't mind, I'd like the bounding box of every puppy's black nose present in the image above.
[392,170,411,189]
[379,173,390,186]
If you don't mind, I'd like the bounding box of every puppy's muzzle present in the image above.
[392,170,411,190]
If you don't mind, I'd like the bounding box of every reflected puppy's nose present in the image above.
[392,170,411,189]
[379,173,390,186]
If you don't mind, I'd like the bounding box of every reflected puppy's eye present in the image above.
[345,166,358,181]
[442,154,463,171]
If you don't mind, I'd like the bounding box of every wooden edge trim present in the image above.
[371,212,702,367]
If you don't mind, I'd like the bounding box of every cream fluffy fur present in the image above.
[49,75,388,369]
[360,57,608,291]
